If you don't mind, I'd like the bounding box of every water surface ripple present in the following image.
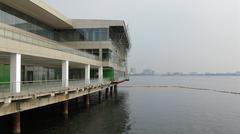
[1,76,240,134]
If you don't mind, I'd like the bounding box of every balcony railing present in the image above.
[0,26,99,60]
[0,79,111,98]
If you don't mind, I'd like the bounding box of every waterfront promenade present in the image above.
[0,78,123,134]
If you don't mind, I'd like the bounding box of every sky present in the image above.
[46,0,240,74]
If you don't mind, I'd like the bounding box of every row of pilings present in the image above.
[11,85,118,134]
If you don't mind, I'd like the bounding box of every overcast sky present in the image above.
[46,0,240,73]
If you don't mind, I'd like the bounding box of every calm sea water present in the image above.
[1,76,240,134]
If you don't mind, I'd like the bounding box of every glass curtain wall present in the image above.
[102,49,112,61]
[0,3,55,40]
[57,28,110,42]
[0,4,111,42]
[21,66,61,82]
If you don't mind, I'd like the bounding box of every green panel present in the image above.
[103,68,114,81]
[0,64,10,83]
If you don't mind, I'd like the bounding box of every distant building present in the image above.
[129,68,137,75]
[142,69,155,75]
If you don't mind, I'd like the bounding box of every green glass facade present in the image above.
[103,68,114,81]
[0,64,10,83]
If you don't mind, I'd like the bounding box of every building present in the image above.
[142,69,155,75]
[0,0,130,89]
[129,68,137,75]
[0,0,131,133]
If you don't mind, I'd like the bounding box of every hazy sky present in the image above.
[46,0,240,73]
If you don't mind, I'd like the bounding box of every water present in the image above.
[1,76,240,134]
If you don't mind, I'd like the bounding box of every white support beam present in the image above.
[99,48,102,61]
[98,66,103,83]
[62,60,69,87]
[10,53,21,93]
[85,64,90,84]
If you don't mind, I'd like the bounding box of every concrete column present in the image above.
[10,53,21,93]
[85,64,90,84]
[12,112,20,134]
[105,88,109,99]
[84,94,90,106]
[63,101,68,115]
[98,91,102,103]
[98,66,103,83]
[114,84,118,95]
[99,48,102,61]
[110,86,113,97]
[62,60,69,87]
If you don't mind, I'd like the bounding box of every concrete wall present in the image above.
[61,41,113,50]
[72,19,125,29]
[0,23,102,67]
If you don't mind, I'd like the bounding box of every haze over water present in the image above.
[2,76,240,134]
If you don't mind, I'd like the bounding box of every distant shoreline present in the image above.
[129,74,240,77]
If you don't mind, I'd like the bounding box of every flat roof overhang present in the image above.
[0,0,73,29]
[72,19,126,29]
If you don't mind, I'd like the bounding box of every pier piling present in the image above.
[110,86,113,97]
[114,85,118,95]
[63,101,69,116]
[105,88,109,99]
[84,94,90,106]
[98,91,102,103]
[12,112,21,134]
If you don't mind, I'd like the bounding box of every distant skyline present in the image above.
[46,0,240,73]
[130,67,240,75]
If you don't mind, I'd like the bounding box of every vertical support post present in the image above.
[98,66,103,83]
[85,64,90,84]
[10,53,21,93]
[98,91,102,103]
[110,86,113,97]
[99,48,102,61]
[12,112,20,134]
[62,60,69,87]
[63,101,68,115]
[114,84,118,95]
[105,88,109,99]
[84,94,90,106]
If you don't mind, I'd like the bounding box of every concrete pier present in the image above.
[84,94,90,106]
[98,91,102,103]
[12,112,21,134]
[105,88,109,99]
[63,101,69,115]
[114,85,118,95]
[0,81,126,134]
[110,86,113,97]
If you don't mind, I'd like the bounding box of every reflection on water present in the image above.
[0,92,131,134]
[1,76,240,134]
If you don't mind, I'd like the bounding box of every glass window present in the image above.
[0,4,111,42]
[0,3,55,40]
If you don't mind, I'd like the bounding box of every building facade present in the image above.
[0,0,131,93]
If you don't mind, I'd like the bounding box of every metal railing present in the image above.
[0,79,111,98]
[69,79,85,88]
[0,26,99,60]
[0,80,63,98]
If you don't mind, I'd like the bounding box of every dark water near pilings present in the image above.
[2,76,240,134]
